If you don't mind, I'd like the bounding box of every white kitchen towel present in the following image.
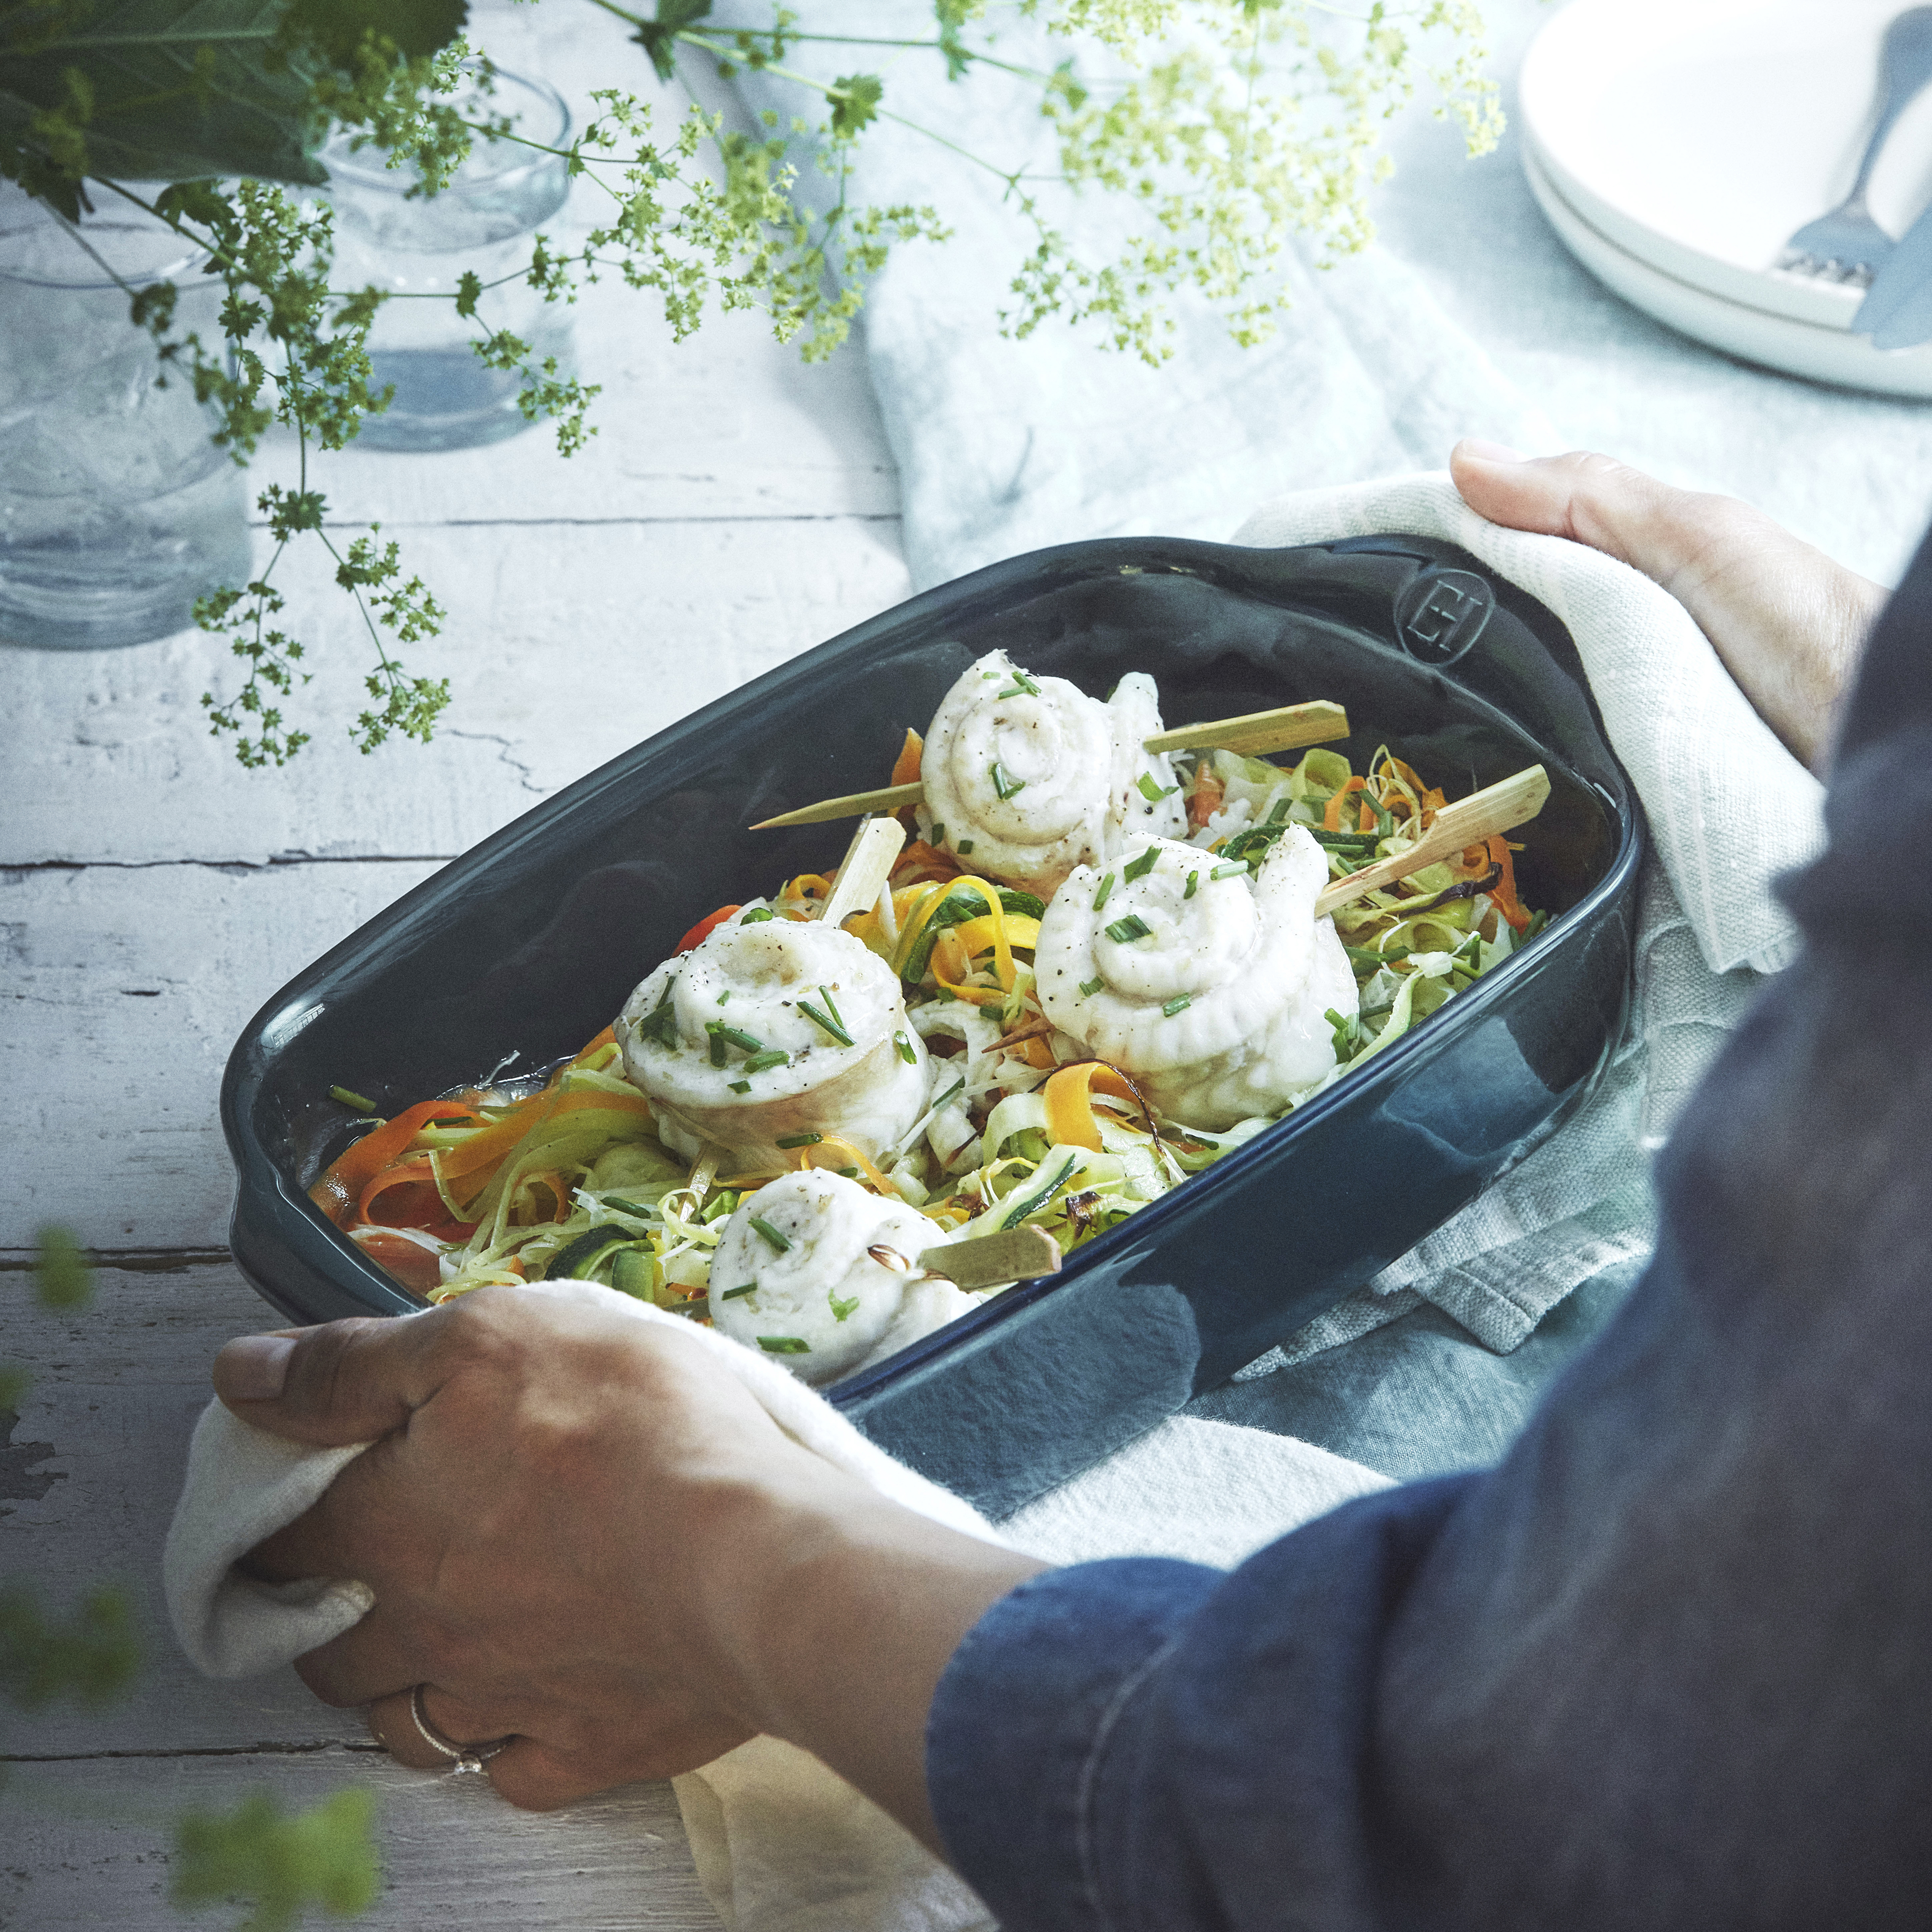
[1224,472,1818,1359]
[164,1284,1391,1932]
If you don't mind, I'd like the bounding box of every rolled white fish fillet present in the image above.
[709,1169,980,1385]
[921,649,1186,897]
[1034,827,1359,1131]
[616,911,932,1172]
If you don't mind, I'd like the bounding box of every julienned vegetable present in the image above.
[314,731,1543,1331]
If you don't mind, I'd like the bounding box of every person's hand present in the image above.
[215,1286,1042,1844]
[1450,442,1887,775]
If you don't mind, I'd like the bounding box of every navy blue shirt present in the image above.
[927,534,1932,1928]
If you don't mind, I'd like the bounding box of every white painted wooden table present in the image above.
[0,10,909,1919]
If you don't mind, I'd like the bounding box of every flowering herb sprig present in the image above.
[1,0,1497,766]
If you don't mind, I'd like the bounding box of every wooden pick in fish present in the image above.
[1144,698,1349,758]
[749,701,1351,830]
[920,1222,1062,1291]
[1313,764,1550,920]
[751,779,926,831]
[818,814,906,929]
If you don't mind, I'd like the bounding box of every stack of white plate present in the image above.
[1521,0,1932,398]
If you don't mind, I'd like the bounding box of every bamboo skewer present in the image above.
[1313,765,1551,920]
[817,815,906,929]
[749,699,1351,830]
[1143,698,1349,758]
[919,1223,1062,1291]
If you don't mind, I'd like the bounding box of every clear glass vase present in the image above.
[325,68,576,453]
[0,188,253,651]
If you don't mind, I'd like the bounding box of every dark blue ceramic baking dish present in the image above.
[222,531,1643,1517]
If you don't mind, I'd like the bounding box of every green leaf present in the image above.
[633,0,711,83]
[171,1787,382,1932]
[828,73,881,141]
[0,0,467,206]
[0,1585,142,1711]
[33,1225,93,1311]
[0,1,322,193]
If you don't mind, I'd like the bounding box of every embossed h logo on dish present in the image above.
[1393,568,1496,667]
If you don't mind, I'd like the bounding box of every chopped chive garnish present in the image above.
[635,983,681,1048]
[602,1195,656,1220]
[958,838,975,854]
[750,1215,792,1253]
[740,907,775,924]
[1184,870,1199,899]
[895,1029,917,1064]
[1093,871,1116,911]
[837,1165,860,1177]
[717,990,730,1005]
[329,1086,376,1113]
[821,986,846,1029]
[776,1131,823,1149]
[1105,914,1153,944]
[1210,861,1250,881]
[934,1077,967,1112]
[720,1283,758,1300]
[743,1050,790,1075]
[709,1029,728,1068]
[996,685,1025,699]
[1012,669,1040,695]
[1123,845,1159,882]
[930,824,945,846]
[728,1079,752,1093]
[990,760,1026,801]
[799,998,854,1047]
[828,1291,860,1322]
[757,1336,810,1354]
[1163,994,1192,1017]
[1079,975,1105,997]
[1266,796,1292,826]
[708,1023,763,1054]
[1136,772,1179,802]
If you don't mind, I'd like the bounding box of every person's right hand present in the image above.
[1450,442,1887,775]
[214,1285,1043,1844]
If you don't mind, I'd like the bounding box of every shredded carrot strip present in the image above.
[311,1099,472,1227]
[674,906,740,955]
[890,727,924,788]
[1485,834,1532,932]
[1043,1060,1154,1152]
[1189,770,1224,830]
[1322,777,1366,831]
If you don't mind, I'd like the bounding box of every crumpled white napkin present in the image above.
[164,1287,1390,1932]
[1218,472,1823,1366]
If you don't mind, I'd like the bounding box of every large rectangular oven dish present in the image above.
[223,532,1643,1517]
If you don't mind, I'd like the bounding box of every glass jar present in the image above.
[324,68,576,453]
[0,187,253,651]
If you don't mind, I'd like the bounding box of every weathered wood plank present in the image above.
[0,518,910,868]
[0,1750,717,1930]
[3,1262,403,1756]
[3,863,442,1250]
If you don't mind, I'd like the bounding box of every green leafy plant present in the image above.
[2,0,1498,764]
[2,1231,382,1930]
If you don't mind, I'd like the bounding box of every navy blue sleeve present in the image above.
[927,528,1932,1931]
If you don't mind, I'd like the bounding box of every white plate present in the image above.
[1523,143,1932,396]
[1520,0,1932,331]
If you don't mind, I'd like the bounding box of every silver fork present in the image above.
[1778,5,1932,286]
